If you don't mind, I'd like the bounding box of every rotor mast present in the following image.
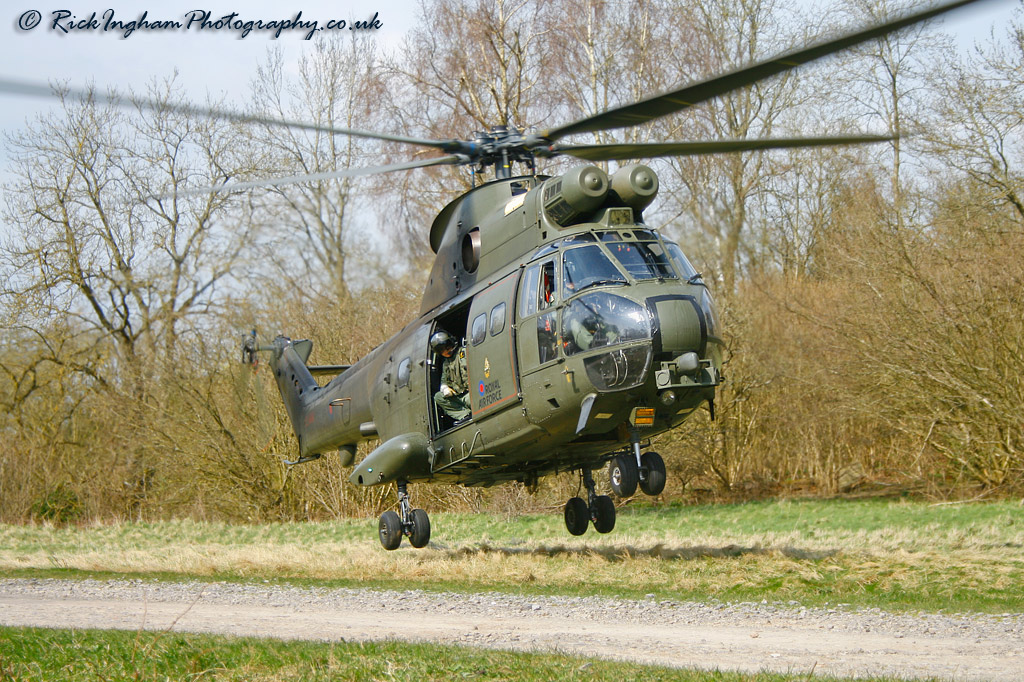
[472,125,538,180]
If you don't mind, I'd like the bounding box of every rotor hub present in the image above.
[459,125,539,179]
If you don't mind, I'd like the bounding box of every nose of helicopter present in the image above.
[646,292,722,403]
[560,288,713,394]
[647,295,705,357]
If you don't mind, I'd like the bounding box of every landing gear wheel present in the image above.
[408,508,431,548]
[609,455,639,497]
[378,510,402,550]
[591,495,616,533]
[639,451,667,496]
[564,497,589,536]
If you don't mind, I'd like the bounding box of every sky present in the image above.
[0,0,1017,194]
[0,1,418,173]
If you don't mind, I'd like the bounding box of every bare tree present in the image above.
[247,37,388,300]
[1,78,258,517]
[2,79,257,367]
[384,0,556,206]
[828,0,951,227]
[543,0,667,158]
[925,7,1024,224]
[655,0,804,294]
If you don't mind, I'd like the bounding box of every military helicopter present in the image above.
[2,0,993,549]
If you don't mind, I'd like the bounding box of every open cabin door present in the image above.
[466,270,521,420]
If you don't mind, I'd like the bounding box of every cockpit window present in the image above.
[598,229,658,242]
[562,245,626,297]
[520,258,558,318]
[532,242,559,259]
[606,241,676,280]
[664,241,701,282]
[539,261,557,310]
[561,233,596,246]
[519,264,540,318]
[562,292,652,356]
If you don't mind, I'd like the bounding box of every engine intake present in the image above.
[542,165,609,226]
[610,164,659,212]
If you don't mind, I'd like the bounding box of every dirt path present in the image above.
[1,579,1021,680]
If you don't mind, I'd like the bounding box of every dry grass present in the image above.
[2,499,1022,612]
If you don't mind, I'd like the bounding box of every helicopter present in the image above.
[2,0,994,549]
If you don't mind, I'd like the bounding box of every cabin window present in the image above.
[471,313,487,346]
[489,302,506,336]
[396,358,411,388]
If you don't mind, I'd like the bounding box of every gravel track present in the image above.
[1,578,1021,680]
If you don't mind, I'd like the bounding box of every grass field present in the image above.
[0,626,942,682]
[2,497,1023,613]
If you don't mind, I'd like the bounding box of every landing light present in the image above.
[675,352,700,374]
[630,407,655,427]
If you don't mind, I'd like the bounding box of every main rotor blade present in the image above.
[0,77,455,151]
[550,134,895,161]
[539,0,990,142]
[160,154,466,199]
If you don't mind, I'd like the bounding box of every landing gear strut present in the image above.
[563,467,615,536]
[378,480,431,550]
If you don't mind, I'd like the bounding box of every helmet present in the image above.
[430,330,455,353]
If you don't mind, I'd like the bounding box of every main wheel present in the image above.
[609,455,639,497]
[564,497,589,536]
[409,508,431,548]
[592,495,616,533]
[639,451,667,496]
[378,510,402,550]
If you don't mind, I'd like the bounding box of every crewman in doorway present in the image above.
[431,331,470,424]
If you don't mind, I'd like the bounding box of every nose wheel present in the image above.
[378,481,431,550]
[639,451,666,496]
[610,437,666,497]
[609,454,639,497]
[563,467,616,535]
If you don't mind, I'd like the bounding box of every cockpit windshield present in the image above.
[562,245,626,297]
[605,241,676,280]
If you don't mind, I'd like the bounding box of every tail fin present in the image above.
[247,333,362,462]
[266,336,319,441]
